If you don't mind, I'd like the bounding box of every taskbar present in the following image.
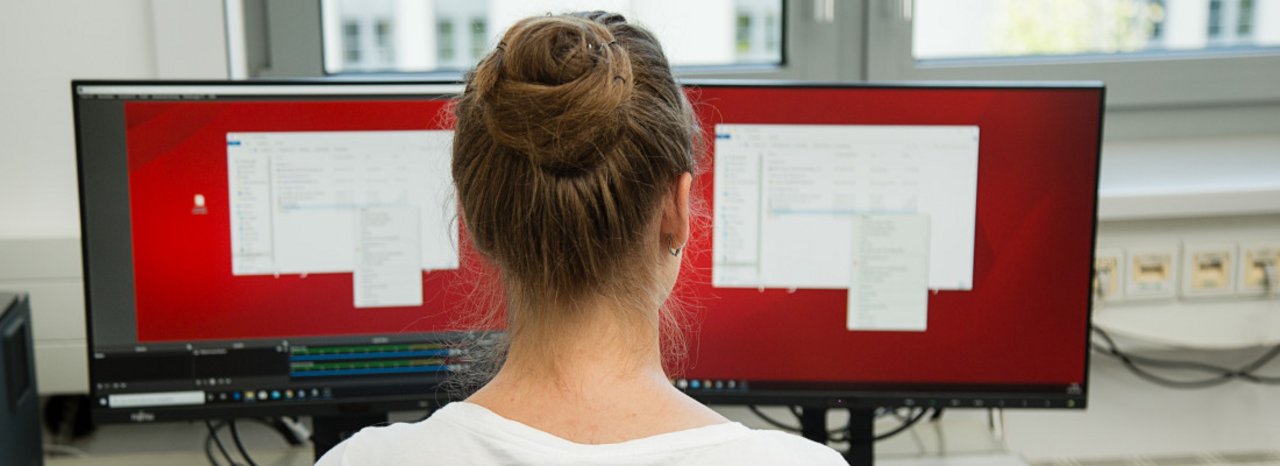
[677,378,1086,409]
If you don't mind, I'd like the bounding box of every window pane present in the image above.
[913,0,1280,61]
[438,20,455,63]
[322,0,783,74]
[470,19,488,61]
[375,20,394,65]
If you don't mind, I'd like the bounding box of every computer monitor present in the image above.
[74,80,1102,458]
[683,82,1101,407]
[678,82,1103,461]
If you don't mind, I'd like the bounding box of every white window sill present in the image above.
[1098,135,1280,221]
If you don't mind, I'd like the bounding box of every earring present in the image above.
[668,237,683,257]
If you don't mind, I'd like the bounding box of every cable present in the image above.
[873,407,928,441]
[204,432,223,466]
[747,405,801,432]
[228,419,259,466]
[205,420,238,466]
[746,405,850,437]
[929,407,944,421]
[1092,327,1280,388]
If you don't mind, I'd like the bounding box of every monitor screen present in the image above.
[683,84,1101,409]
[74,81,1101,423]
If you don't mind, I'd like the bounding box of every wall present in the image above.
[0,0,227,393]
[0,0,155,239]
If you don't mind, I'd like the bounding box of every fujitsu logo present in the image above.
[129,411,155,422]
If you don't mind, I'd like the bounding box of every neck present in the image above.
[462,294,729,444]
[475,296,671,403]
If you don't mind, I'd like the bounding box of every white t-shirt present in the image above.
[315,402,846,465]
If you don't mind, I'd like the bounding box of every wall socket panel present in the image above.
[1237,241,1280,295]
[1181,242,1237,298]
[1097,238,1280,305]
[1124,245,1179,300]
[1094,248,1125,302]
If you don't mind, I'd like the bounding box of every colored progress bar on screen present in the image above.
[289,343,461,378]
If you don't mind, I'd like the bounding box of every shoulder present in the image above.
[314,415,465,466]
[694,428,847,465]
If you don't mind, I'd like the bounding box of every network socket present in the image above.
[1180,242,1236,298]
[1125,245,1178,300]
[1094,248,1125,302]
[1237,241,1280,296]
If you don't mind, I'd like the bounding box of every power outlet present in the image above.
[1094,248,1125,302]
[1180,242,1236,298]
[1125,245,1178,300]
[1237,241,1280,296]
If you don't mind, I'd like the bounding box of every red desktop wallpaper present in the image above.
[124,86,1101,386]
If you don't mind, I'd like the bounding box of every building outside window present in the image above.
[735,13,752,56]
[764,13,781,56]
[342,21,360,66]
[1238,0,1255,36]
[321,0,784,74]
[437,20,455,63]
[1149,0,1167,41]
[1208,0,1224,38]
[375,19,394,65]
[470,19,488,62]
[913,0,1277,61]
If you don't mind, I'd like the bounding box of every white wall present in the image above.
[0,0,155,238]
[0,0,227,394]
[0,0,227,239]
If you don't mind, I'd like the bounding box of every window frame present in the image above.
[240,0,861,82]
[234,0,1280,113]
[865,0,1280,109]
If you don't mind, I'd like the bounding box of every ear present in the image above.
[660,172,693,248]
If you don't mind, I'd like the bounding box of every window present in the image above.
[764,13,781,55]
[868,0,1280,108]
[261,0,1280,113]
[1149,0,1166,42]
[470,18,488,62]
[342,21,360,66]
[735,13,752,56]
[320,0,784,74]
[1238,0,1255,36]
[1208,0,1224,38]
[375,19,393,65]
[911,0,1279,61]
[437,20,455,63]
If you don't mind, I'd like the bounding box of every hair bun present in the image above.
[471,16,634,175]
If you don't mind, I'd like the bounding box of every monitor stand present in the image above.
[798,406,873,466]
[311,413,389,460]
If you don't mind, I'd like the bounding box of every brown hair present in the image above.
[451,11,698,378]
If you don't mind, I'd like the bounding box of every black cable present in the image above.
[872,407,928,441]
[748,405,801,432]
[1092,327,1280,388]
[204,431,222,466]
[746,405,848,436]
[228,419,259,466]
[928,407,944,421]
[205,420,238,466]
